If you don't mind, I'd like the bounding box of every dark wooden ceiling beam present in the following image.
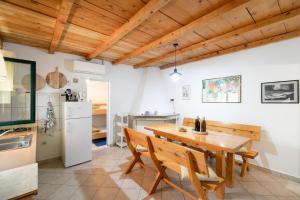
[160,29,300,69]
[49,0,74,54]
[112,0,251,64]
[86,0,172,60]
[135,7,300,68]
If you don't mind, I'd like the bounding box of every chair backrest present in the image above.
[147,136,209,176]
[182,117,195,127]
[206,120,261,141]
[124,127,148,149]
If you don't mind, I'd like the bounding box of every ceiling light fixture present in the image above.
[169,43,182,81]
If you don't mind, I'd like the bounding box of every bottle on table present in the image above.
[201,117,206,132]
[194,116,201,132]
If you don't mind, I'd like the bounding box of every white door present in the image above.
[64,117,92,167]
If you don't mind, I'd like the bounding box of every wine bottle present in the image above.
[195,116,200,132]
[201,117,206,132]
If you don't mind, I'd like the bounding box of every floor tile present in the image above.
[260,181,298,197]
[115,188,141,200]
[226,193,254,200]
[34,184,61,199]
[82,174,106,187]
[70,186,98,200]
[102,174,124,188]
[240,181,272,196]
[92,187,119,200]
[65,174,90,186]
[38,172,72,185]
[48,185,78,200]
[252,195,279,200]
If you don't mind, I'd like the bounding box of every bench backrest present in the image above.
[124,127,148,149]
[182,118,261,141]
[147,136,209,176]
[182,117,195,127]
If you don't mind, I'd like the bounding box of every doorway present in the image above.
[86,79,109,150]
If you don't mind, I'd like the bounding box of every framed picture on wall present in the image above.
[182,85,191,100]
[202,75,241,103]
[261,80,299,104]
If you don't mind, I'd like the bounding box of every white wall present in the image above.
[3,42,144,161]
[132,68,171,115]
[87,80,108,104]
[142,37,300,178]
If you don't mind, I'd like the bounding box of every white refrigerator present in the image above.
[62,102,92,167]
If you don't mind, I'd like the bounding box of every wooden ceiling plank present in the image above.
[49,0,74,54]
[2,0,60,17]
[113,0,251,64]
[86,0,172,59]
[160,29,300,69]
[135,6,300,68]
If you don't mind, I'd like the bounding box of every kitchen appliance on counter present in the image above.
[62,102,92,167]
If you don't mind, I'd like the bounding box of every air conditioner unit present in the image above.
[72,60,106,75]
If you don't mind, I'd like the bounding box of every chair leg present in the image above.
[216,184,225,200]
[125,155,140,174]
[149,167,166,194]
[247,163,251,171]
[240,157,248,177]
[138,158,145,168]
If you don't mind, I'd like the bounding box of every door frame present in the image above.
[86,78,111,146]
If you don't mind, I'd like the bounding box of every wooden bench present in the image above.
[182,118,261,177]
[123,127,149,174]
[146,135,225,200]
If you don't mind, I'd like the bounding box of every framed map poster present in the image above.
[202,75,241,103]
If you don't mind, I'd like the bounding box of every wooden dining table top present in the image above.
[145,123,251,153]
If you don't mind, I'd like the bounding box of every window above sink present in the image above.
[0,57,36,126]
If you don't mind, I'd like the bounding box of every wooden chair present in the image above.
[206,120,261,177]
[123,127,149,174]
[146,136,225,200]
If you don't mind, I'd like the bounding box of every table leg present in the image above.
[215,150,225,198]
[226,153,235,188]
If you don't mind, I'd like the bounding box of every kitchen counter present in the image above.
[128,113,179,130]
[0,124,37,171]
[0,124,38,199]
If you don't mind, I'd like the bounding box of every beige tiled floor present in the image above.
[24,147,300,200]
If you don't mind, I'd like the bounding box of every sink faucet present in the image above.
[0,129,13,137]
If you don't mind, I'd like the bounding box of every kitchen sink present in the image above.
[0,135,32,151]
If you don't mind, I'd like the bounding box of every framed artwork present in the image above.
[261,80,299,104]
[202,75,241,103]
[182,85,191,100]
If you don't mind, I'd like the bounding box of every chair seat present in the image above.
[180,165,220,182]
[236,147,258,159]
[136,144,148,152]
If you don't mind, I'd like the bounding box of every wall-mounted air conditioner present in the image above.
[72,60,106,75]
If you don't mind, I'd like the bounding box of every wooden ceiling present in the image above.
[0,0,300,69]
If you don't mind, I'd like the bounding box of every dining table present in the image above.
[144,123,251,188]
